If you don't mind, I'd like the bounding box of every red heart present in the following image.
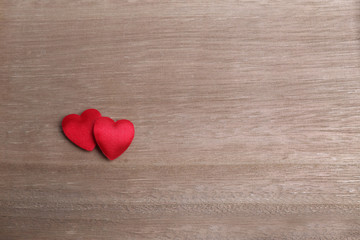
[94,117,135,160]
[62,109,102,151]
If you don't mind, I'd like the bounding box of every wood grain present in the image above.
[1,0,360,239]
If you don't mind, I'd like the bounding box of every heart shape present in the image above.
[62,109,102,151]
[94,117,135,160]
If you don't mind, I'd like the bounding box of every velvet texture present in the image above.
[94,117,135,160]
[62,109,102,151]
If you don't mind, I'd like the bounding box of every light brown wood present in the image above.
[1,0,360,239]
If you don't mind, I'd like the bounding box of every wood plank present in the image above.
[1,0,360,239]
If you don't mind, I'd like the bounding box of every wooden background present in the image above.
[1,0,360,239]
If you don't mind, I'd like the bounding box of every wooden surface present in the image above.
[1,1,360,239]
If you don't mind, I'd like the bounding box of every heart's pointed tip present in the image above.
[105,155,117,161]
[84,146,95,151]
[109,152,122,160]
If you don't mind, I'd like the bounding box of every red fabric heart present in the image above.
[94,117,135,160]
[62,109,102,151]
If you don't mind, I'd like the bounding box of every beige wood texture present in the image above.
[1,0,360,239]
